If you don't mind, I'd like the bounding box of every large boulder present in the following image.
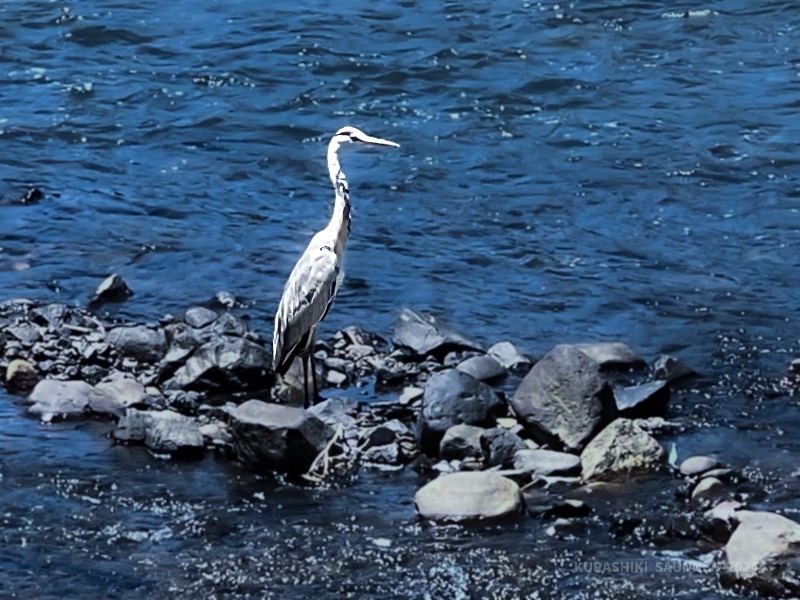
[114,408,204,458]
[415,471,522,522]
[721,510,800,596]
[393,308,481,359]
[417,369,502,455]
[580,418,665,481]
[164,338,271,392]
[229,400,332,473]
[27,379,93,421]
[510,344,614,451]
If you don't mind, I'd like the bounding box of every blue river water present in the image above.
[0,1,799,597]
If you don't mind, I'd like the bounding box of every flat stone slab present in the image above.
[415,471,522,522]
[514,448,581,477]
[27,379,93,421]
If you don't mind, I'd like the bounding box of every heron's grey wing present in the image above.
[273,244,339,373]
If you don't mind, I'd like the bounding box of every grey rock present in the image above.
[90,273,132,304]
[653,354,698,382]
[417,369,502,455]
[691,477,725,504]
[363,419,412,448]
[229,400,332,473]
[580,418,665,481]
[487,341,531,370]
[184,306,218,329]
[27,379,92,421]
[326,369,347,386]
[679,455,722,477]
[398,386,423,405]
[6,358,39,391]
[88,377,146,418]
[6,322,41,346]
[514,449,582,477]
[573,342,645,369]
[115,408,204,457]
[215,290,236,308]
[108,326,167,363]
[415,471,522,522]
[702,500,744,543]
[307,397,359,430]
[511,344,613,451]
[722,511,800,596]
[481,427,527,468]
[30,303,68,328]
[164,338,271,392]
[440,424,485,461]
[613,380,670,418]
[393,307,481,358]
[456,354,506,382]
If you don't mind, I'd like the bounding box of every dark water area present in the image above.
[1,1,799,597]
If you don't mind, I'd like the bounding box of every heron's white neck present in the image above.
[325,139,351,251]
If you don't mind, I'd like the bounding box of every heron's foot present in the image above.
[312,391,326,406]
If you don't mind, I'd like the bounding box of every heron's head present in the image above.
[332,126,399,149]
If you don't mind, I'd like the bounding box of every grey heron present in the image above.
[272,126,399,408]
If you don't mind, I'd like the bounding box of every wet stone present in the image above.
[679,455,722,477]
[115,408,204,458]
[690,477,725,504]
[439,424,485,461]
[417,369,502,456]
[393,307,481,359]
[481,427,527,468]
[6,322,41,346]
[90,273,132,304]
[613,380,670,418]
[88,377,146,418]
[415,471,522,523]
[456,354,506,382]
[722,510,800,596]
[229,400,332,474]
[487,341,531,370]
[184,306,218,329]
[653,354,698,382]
[514,449,582,477]
[108,326,167,363]
[5,358,39,392]
[511,344,613,451]
[573,342,646,369]
[27,379,93,421]
[580,418,665,481]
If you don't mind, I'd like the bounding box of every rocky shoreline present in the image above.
[2,289,799,597]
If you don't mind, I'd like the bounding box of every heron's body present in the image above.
[272,126,398,408]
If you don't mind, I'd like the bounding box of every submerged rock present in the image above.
[393,307,481,358]
[580,418,665,481]
[90,273,132,305]
[511,344,613,451]
[229,400,332,473]
[415,471,522,522]
[27,379,93,421]
[417,369,502,455]
[184,306,218,329]
[722,510,800,596]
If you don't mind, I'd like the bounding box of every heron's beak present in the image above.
[362,134,400,148]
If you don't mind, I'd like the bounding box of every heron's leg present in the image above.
[310,353,323,405]
[301,355,310,409]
